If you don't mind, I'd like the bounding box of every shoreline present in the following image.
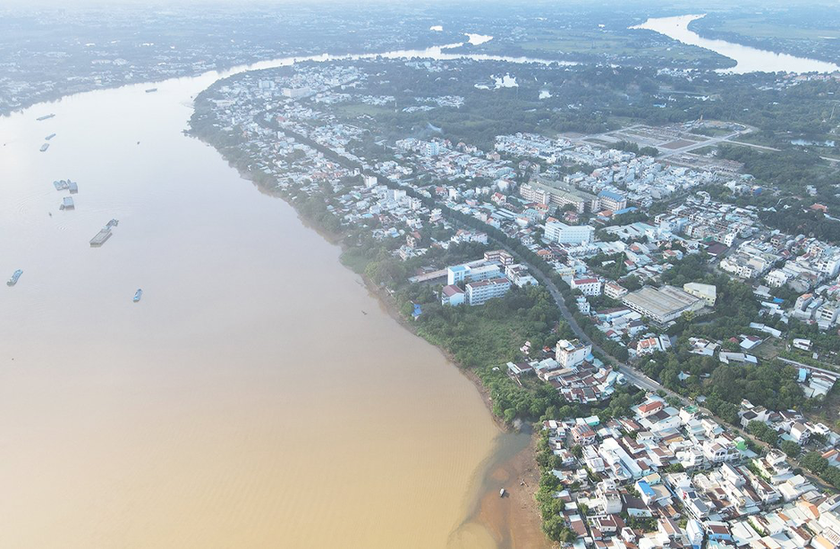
[215,150,550,548]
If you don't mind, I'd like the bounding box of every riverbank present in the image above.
[191,133,552,548]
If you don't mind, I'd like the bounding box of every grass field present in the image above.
[335,103,394,117]
[709,17,840,42]
[468,27,726,65]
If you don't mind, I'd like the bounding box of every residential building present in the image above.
[447,262,501,285]
[572,424,597,445]
[545,221,594,245]
[484,249,514,266]
[465,277,511,306]
[440,284,465,306]
[505,264,539,287]
[556,339,592,369]
[604,281,629,300]
[598,190,628,211]
[520,177,600,213]
[571,277,602,296]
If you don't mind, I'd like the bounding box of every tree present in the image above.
[801,452,828,474]
[781,440,801,458]
[748,421,779,446]
[542,514,577,543]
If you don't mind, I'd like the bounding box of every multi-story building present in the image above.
[571,277,602,296]
[604,281,629,300]
[447,262,502,285]
[466,277,511,306]
[440,284,465,306]
[555,338,592,369]
[817,302,840,326]
[520,177,600,213]
[484,249,514,266]
[545,221,594,245]
[702,438,740,464]
[505,264,539,287]
[571,424,597,445]
[598,190,628,212]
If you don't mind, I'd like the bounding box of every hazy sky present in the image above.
[3,0,835,7]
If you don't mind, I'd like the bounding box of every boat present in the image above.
[7,270,22,286]
[133,289,143,302]
[68,180,78,194]
[45,133,56,140]
[36,113,55,121]
[60,197,75,210]
[40,143,50,152]
[145,88,158,93]
[499,488,506,498]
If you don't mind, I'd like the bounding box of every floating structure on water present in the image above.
[36,113,55,121]
[39,143,49,152]
[60,197,75,210]
[90,219,119,247]
[53,179,78,192]
[7,270,22,286]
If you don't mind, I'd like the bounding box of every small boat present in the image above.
[45,133,56,140]
[361,310,368,315]
[40,143,49,152]
[133,289,143,302]
[7,269,22,286]
[499,488,506,498]
[145,88,158,93]
[36,113,55,121]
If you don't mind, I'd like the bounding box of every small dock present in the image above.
[90,227,112,247]
[90,219,119,247]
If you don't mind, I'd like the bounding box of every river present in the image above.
[632,14,840,74]
[0,45,548,549]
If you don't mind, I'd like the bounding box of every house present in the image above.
[440,284,465,306]
[789,422,811,445]
[638,400,665,418]
[572,424,597,445]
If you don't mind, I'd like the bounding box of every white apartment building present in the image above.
[466,277,511,306]
[545,221,594,245]
[571,277,602,296]
[604,281,629,300]
[447,262,502,285]
[555,338,592,369]
[505,264,539,287]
